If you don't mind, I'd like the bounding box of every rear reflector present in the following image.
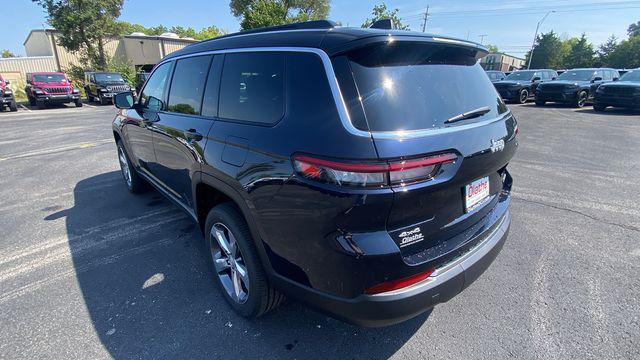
[293,153,457,188]
[365,268,435,295]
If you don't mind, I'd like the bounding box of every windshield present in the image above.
[487,72,504,80]
[505,71,537,81]
[620,70,640,82]
[557,70,595,81]
[344,42,507,132]
[95,73,124,82]
[33,74,67,83]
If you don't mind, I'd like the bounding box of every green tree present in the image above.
[240,0,288,30]
[628,21,640,37]
[32,0,124,71]
[608,36,640,68]
[231,0,330,30]
[596,35,618,67]
[1,49,17,58]
[525,31,565,69]
[564,34,594,68]
[118,22,223,40]
[362,3,409,30]
[486,44,499,53]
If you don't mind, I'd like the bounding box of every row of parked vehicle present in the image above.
[486,68,639,111]
[0,70,151,112]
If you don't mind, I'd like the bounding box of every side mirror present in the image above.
[551,77,557,80]
[114,91,135,109]
[532,77,541,82]
[592,76,603,82]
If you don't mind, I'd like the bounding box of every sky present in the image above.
[3,0,638,59]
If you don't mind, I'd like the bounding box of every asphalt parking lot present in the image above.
[0,102,638,359]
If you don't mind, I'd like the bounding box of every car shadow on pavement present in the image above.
[54,171,428,359]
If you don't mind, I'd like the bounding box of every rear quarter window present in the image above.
[219,52,285,124]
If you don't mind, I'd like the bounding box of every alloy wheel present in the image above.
[578,92,587,107]
[118,146,132,188]
[211,223,250,304]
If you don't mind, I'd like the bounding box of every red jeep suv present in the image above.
[25,72,81,109]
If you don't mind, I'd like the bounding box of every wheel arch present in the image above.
[193,173,275,275]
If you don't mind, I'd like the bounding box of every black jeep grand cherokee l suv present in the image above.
[535,68,620,108]
[493,69,557,104]
[112,21,516,327]
[594,68,640,111]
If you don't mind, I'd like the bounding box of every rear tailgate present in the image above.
[335,38,517,263]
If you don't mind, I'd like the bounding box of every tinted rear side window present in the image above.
[346,42,506,132]
[168,55,212,115]
[219,52,285,124]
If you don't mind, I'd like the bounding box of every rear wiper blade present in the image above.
[445,106,491,124]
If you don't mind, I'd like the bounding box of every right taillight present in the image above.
[292,153,457,188]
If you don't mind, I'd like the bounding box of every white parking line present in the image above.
[0,139,112,161]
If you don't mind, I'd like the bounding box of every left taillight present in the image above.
[292,153,457,188]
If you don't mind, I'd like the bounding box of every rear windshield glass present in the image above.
[33,74,67,83]
[505,71,538,81]
[346,41,506,132]
[557,70,595,81]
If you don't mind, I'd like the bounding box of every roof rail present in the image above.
[207,20,338,42]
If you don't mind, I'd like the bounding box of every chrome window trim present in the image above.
[159,46,509,139]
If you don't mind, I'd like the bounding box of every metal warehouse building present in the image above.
[0,29,197,86]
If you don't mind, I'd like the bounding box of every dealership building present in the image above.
[0,29,197,87]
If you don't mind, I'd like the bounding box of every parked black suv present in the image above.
[493,69,557,104]
[535,68,620,108]
[594,68,640,111]
[111,21,516,327]
[84,72,132,105]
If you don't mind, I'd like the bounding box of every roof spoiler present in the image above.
[370,19,393,30]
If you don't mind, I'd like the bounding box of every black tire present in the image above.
[517,89,529,104]
[205,203,284,318]
[573,90,588,108]
[28,95,36,106]
[36,100,45,110]
[535,100,546,106]
[99,95,108,105]
[74,99,83,107]
[116,140,146,193]
[86,89,93,102]
[9,101,17,112]
[593,104,607,112]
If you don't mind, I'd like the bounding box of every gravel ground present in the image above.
[0,102,638,359]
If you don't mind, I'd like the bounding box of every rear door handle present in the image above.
[184,129,203,141]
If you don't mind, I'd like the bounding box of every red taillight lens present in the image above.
[292,153,457,188]
[365,268,435,295]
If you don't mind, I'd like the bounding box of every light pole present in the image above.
[527,11,555,69]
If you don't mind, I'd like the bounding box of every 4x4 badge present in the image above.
[490,139,505,153]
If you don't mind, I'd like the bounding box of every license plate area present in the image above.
[465,176,489,212]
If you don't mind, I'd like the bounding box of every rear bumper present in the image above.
[278,210,510,327]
